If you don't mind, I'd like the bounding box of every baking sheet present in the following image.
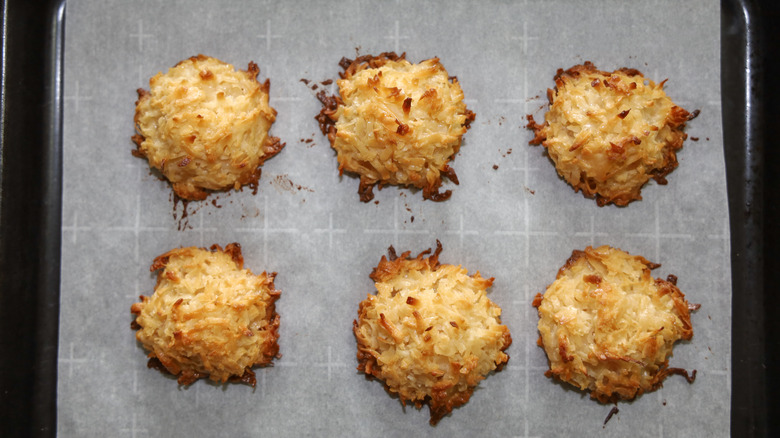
[58,0,729,436]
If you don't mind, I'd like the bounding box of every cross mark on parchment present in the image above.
[313,346,348,381]
[495,160,555,268]
[64,80,93,115]
[385,20,410,54]
[510,21,539,55]
[257,19,282,51]
[59,343,88,379]
[120,411,148,438]
[235,195,299,267]
[364,197,429,249]
[574,215,609,248]
[494,66,534,115]
[707,216,730,274]
[314,212,347,250]
[62,209,91,245]
[129,20,154,52]
[444,213,479,250]
[626,202,694,262]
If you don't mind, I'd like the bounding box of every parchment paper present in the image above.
[59,1,729,436]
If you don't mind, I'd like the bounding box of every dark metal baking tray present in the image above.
[0,0,773,436]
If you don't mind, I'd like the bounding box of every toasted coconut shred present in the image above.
[527,62,693,206]
[131,243,280,385]
[133,55,283,200]
[354,242,511,424]
[318,52,475,202]
[533,246,696,403]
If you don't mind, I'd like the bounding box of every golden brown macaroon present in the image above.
[133,55,283,200]
[317,52,475,202]
[527,62,695,206]
[130,243,280,385]
[533,245,697,403]
[354,242,511,425]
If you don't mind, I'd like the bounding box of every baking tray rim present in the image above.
[0,0,768,435]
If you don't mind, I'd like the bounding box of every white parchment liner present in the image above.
[59,1,729,436]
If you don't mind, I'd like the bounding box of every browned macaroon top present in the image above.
[354,242,511,424]
[131,243,280,385]
[533,245,696,402]
[133,55,282,200]
[527,62,692,206]
[318,53,474,202]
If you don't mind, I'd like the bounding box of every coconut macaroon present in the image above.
[527,62,694,206]
[317,52,475,202]
[130,243,280,385]
[533,245,697,403]
[354,242,511,424]
[133,55,283,200]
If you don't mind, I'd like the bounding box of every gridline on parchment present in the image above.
[59,1,729,437]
